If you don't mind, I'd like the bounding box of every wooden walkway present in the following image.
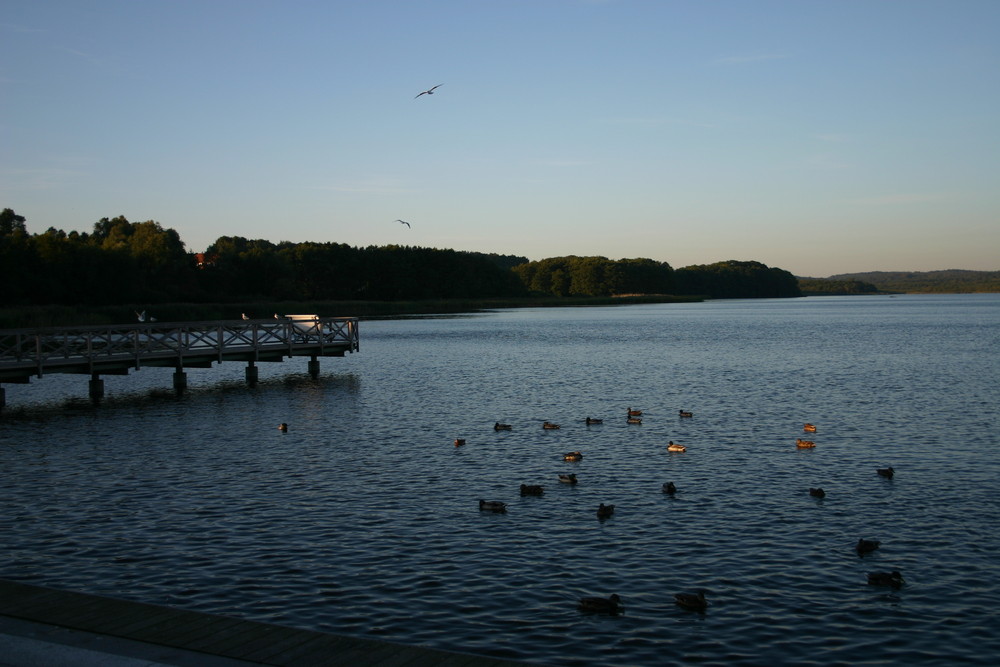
[0,317,359,384]
[0,580,533,666]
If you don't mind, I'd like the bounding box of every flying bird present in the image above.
[395,219,411,228]
[415,84,442,98]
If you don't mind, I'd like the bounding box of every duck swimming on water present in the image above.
[494,422,512,431]
[662,482,677,495]
[479,500,507,513]
[877,466,894,479]
[678,410,693,418]
[674,590,708,612]
[856,538,881,555]
[558,473,578,484]
[596,503,615,519]
[867,570,904,588]
[809,488,826,498]
[578,594,623,614]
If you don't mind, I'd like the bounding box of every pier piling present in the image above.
[172,370,187,393]
[88,374,104,402]
[308,356,320,378]
[246,362,259,386]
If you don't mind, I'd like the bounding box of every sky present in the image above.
[2,0,998,277]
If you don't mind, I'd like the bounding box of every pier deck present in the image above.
[0,579,532,666]
[0,317,359,384]
[0,317,359,407]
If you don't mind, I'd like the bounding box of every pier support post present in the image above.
[173,369,187,393]
[246,362,258,387]
[308,356,320,379]
[0,386,5,412]
[89,374,104,402]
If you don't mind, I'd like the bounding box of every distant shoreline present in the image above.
[0,294,705,329]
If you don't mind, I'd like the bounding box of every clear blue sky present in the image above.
[3,0,998,277]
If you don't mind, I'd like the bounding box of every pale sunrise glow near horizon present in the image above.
[3,0,998,278]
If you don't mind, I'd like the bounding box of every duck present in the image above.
[453,438,466,447]
[494,422,512,431]
[867,570,905,589]
[809,487,826,498]
[674,590,708,612]
[856,538,881,555]
[662,482,677,495]
[877,466,894,479]
[667,441,686,452]
[578,593,623,614]
[520,484,544,496]
[627,417,643,424]
[803,423,817,433]
[627,407,643,417]
[796,439,816,448]
[479,500,507,513]
[678,410,693,418]
[585,417,603,424]
[563,451,583,462]
[596,503,615,519]
[558,473,578,484]
[278,423,288,432]
[542,421,561,430]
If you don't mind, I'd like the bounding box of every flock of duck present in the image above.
[465,408,903,615]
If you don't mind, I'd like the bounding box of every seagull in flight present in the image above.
[395,219,411,228]
[415,84,442,99]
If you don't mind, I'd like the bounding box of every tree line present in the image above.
[2,208,803,308]
[823,270,1000,294]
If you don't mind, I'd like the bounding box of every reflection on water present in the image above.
[2,295,999,666]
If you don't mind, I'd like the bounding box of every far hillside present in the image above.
[822,270,1000,293]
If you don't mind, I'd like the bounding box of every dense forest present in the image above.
[822,270,1000,293]
[797,278,881,295]
[2,208,803,313]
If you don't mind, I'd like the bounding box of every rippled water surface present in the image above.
[2,294,999,665]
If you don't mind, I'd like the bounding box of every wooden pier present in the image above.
[0,579,531,666]
[0,316,359,409]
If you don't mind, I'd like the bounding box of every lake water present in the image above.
[2,294,999,666]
